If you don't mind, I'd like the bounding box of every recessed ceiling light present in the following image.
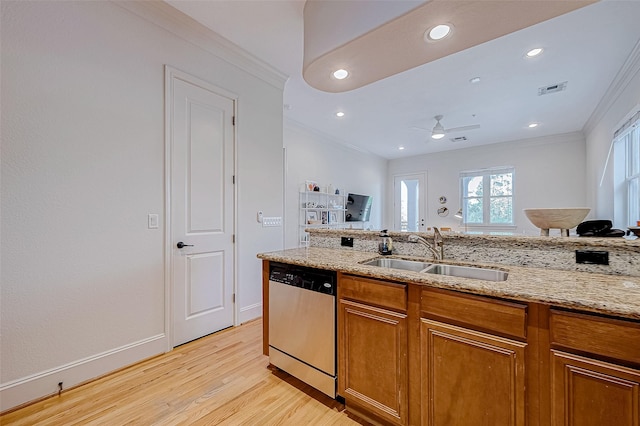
[425,24,452,41]
[469,77,481,84]
[399,146,405,150]
[333,69,349,80]
[526,48,543,58]
[528,122,539,128]
[336,111,345,117]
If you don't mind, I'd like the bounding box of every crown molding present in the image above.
[113,1,288,91]
[583,38,640,135]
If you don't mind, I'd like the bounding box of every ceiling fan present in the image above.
[412,115,481,140]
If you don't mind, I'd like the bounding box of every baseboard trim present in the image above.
[0,333,167,412]
[239,302,262,324]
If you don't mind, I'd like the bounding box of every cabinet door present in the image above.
[551,350,640,426]
[339,299,408,425]
[421,319,527,426]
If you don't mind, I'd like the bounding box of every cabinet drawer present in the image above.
[421,288,527,340]
[550,309,640,365]
[339,275,406,312]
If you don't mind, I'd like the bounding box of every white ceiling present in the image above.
[166,0,640,160]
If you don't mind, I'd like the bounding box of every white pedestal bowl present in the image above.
[523,208,590,236]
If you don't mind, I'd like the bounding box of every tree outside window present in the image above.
[461,167,514,226]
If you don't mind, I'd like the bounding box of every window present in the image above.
[613,111,640,227]
[460,167,514,226]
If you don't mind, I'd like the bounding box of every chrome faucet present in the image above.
[408,227,444,260]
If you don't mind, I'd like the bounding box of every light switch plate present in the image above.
[262,216,282,227]
[148,214,159,229]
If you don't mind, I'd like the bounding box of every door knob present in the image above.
[176,242,194,249]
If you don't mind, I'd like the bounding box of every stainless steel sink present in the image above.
[361,257,508,281]
[422,264,508,282]
[360,258,432,272]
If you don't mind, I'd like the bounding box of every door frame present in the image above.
[163,65,238,352]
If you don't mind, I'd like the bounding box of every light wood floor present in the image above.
[1,319,368,425]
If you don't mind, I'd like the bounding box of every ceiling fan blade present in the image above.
[444,124,481,133]
[409,126,430,131]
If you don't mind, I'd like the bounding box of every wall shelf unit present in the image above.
[299,190,347,246]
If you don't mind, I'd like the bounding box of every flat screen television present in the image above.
[346,193,372,222]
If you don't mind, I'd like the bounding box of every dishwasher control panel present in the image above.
[269,262,336,295]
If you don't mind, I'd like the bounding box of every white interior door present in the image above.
[393,173,427,232]
[168,68,235,347]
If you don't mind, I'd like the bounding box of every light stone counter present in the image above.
[257,246,640,320]
[307,228,640,276]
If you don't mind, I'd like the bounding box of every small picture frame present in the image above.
[321,211,328,224]
[306,211,318,224]
[330,212,338,223]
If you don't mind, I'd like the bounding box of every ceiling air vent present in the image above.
[538,81,568,96]
[450,136,468,142]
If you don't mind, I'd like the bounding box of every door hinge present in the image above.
[232,116,235,126]
[232,293,236,303]
[232,175,235,184]
[232,234,235,243]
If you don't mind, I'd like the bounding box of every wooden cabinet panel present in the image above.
[551,350,640,426]
[421,287,527,340]
[339,299,408,425]
[340,274,407,312]
[421,319,527,426]
[550,309,640,365]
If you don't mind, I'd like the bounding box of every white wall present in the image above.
[0,1,284,410]
[387,132,587,234]
[584,42,640,227]
[283,121,387,248]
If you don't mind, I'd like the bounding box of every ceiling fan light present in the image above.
[431,118,445,139]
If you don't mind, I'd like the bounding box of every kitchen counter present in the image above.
[257,247,640,320]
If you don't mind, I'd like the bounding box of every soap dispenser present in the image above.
[378,229,393,255]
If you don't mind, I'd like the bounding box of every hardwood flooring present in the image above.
[1,319,367,425]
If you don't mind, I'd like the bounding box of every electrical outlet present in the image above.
[576,250,609,265]
[262,216,282,227]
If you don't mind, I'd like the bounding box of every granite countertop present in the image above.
[257,247,640,320]
[305,228,640,250]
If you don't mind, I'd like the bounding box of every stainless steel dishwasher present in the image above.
[268,262,336,398]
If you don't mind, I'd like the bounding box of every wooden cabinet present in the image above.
[551,350,640,426]
[549,309,640,426]
[338,275,408,425]
[420,288,528,426]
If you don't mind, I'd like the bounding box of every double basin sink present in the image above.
[360,257,508,282]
